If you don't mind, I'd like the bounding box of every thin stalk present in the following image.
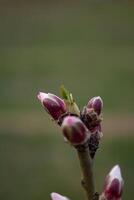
[76,144,95,200]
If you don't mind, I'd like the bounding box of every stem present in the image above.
[76,144,95,200]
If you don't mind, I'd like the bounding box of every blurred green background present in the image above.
[0,0,134,200]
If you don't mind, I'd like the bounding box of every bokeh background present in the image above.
[0,0,134,200]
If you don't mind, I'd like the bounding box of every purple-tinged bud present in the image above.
[62,116,90,145]
[90,124,103,138]
[103,165,124,200]
[87,96,103,115]
[37,92,67,120]
[51,193,69,200]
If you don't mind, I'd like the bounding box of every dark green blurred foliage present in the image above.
[0,1,134,200]
[0,134,133,200]
[0,0,134,112]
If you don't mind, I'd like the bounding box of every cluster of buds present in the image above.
[37,86,124,200]
[37,87,103,149]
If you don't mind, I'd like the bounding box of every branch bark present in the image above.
[76,144,96,200]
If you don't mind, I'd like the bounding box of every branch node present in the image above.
[81,179,87,189]
[93,192,100,200]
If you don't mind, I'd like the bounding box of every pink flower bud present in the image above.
[51,193,69,200]
[37,92,67,120]
[103,165,124,200]
[62,116,90,145]
[87,96,103,115]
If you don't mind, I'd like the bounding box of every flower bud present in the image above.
[62,116,90,145]
[90,124,102,136]
[87,96,103,115]
[51,193,69,200]
[103,165,124,200]
[37,92,67,120]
